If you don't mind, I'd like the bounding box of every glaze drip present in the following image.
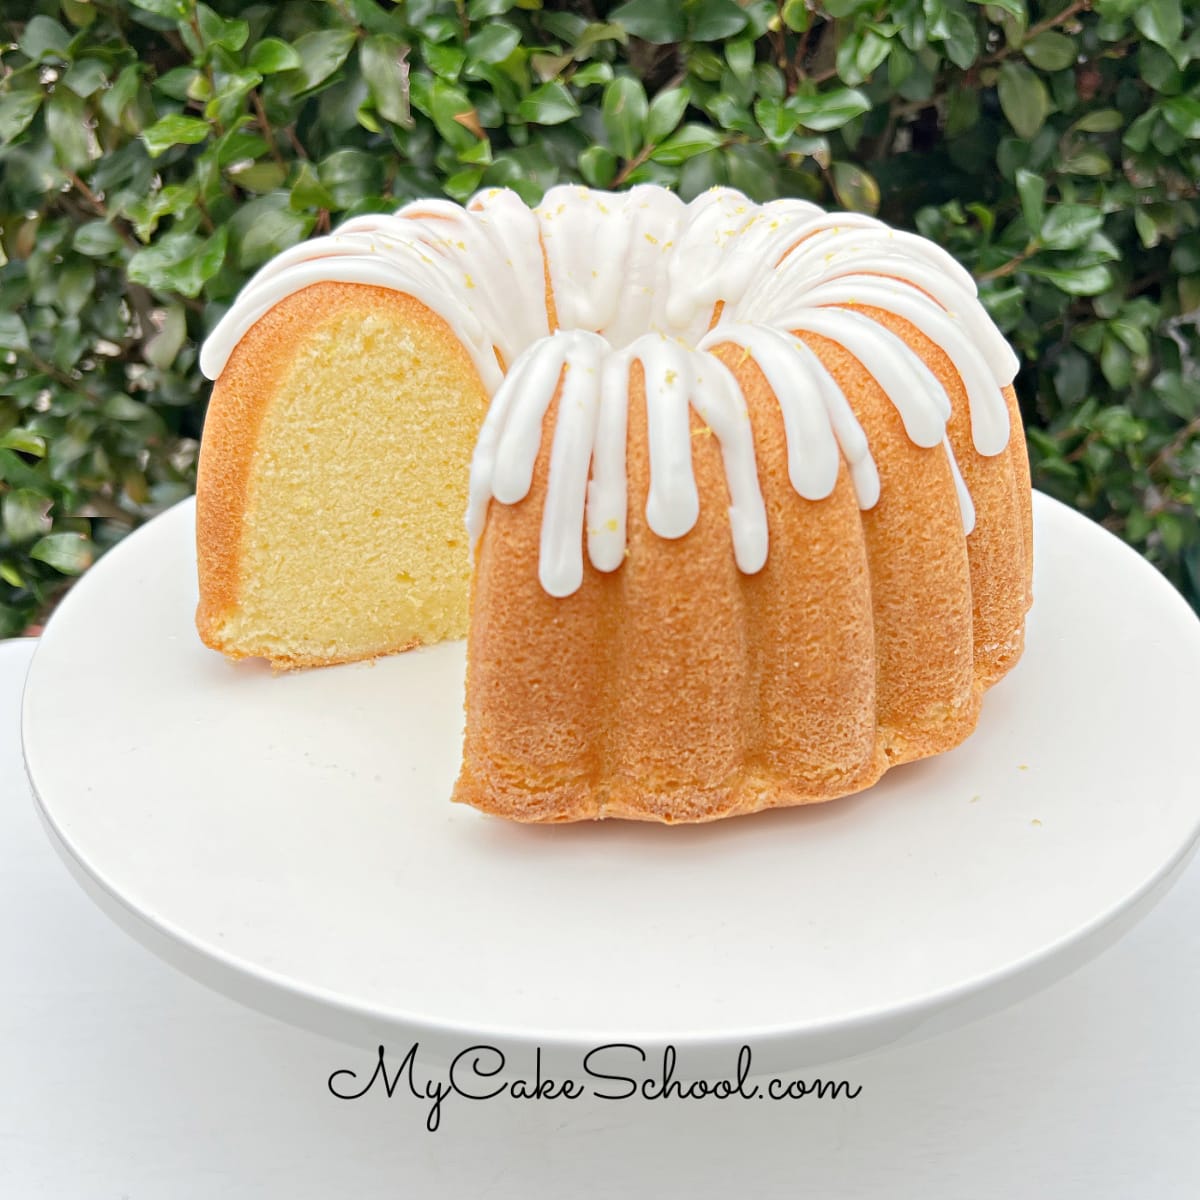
[200,184,1018,597]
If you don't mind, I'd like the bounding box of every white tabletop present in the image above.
[3,635,1199,1196]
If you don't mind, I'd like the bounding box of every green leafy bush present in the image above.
[1,0,1198,634]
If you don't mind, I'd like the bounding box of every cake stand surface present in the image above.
[22,494,1200,1074]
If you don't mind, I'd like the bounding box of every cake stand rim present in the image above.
[20,493,1200,1064]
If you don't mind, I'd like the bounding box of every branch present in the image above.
[611,69,689,188]
[1149,415,1200,476]
[976,243,1037,283]
[251,90,287,171]
[612,143,655,188]
[982,0,1091,67]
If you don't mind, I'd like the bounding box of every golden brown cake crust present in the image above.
[454,308,1033,824]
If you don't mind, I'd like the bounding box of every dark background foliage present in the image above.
[1,0,1198,635]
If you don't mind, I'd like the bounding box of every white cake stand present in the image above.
[22,494,1200,1075]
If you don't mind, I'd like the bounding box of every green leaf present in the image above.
[824,0,873,16]
[1091,403,1146,445]
[1161,96,1200,139]
[1170,236,1200,274]
[1039,204,1104,250]
[210,128,268,167]
[603,76,649,158]
[228,160,288,193]
[102,393,153,421]
[754,97,799,146]
[1099,337,1133,388]
[1015,167,1045,233]
[443,167,485,202]
[0,92,42,143]
[610,0,687,44]
[0,429,46,457]
[836,29,893,86]
[289,161,336,210]
[425,41,467,80]
[1152,369,1198,420]
[830,161,880,215]
[650,123,723,164]
[1137,44,1183,95]
[1122,109,1157,153]
[63,59,109,98]
[571,62,614,88]
[781,0,810,30]
[465,23,521,63]
[1111,319,1150,358]
[726,38,755,80]
[755,62,786,103]
[1133,207,1159,249]
[196,4,249,52]
[18,15,71,60]
[518,82,581,125]
[317,148,383,207]
[574,21,628,57]
[277,29,357,97]
[946,88,980,137]
[230,199,313,268]
[360,35,412,127]
[31,533,94,575]
[144,304,188,370]
[724,144,778,199]
[73,222,126,257]
[141,114,211,157]
[127,227,228,297]
[423,79,479,149]
[0,313,30,353]
[646,86,690,143]
[467,0,516,15]
[1060,148,1112,176]
[678,148,727,198]
[459,136,493,166]
[249,39,303,75]
[1134,0,1184,53]
[688,0,749,41]
[787,87,872,133]
[579,144,618,188]
[940,11,979,70]
[129,0,193,16]
[46,89,91,171]
[3,491,53,542]
[0,450,46,494]
[1023,31,1077,72]
[997,61,1049,139]
[1072,109,1124,133]
[205,69,263,128]
[100,64,142,128]
[1025,263,1114,295]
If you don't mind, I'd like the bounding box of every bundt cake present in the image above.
[196,183,1032,823]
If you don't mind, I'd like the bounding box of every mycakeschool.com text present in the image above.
[328,1043,863,1131]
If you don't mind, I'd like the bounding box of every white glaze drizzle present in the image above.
[944,435,976,535]
[467,331,769,595]
[585,354,631,573]
[698,324,879,510]
[760,305,952,448]
[199,188,549,388]
[802,279,1010,455]
[534,184,689,347]
[200,184,1021,597]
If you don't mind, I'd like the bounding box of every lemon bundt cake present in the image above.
[197,184,1032,823]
